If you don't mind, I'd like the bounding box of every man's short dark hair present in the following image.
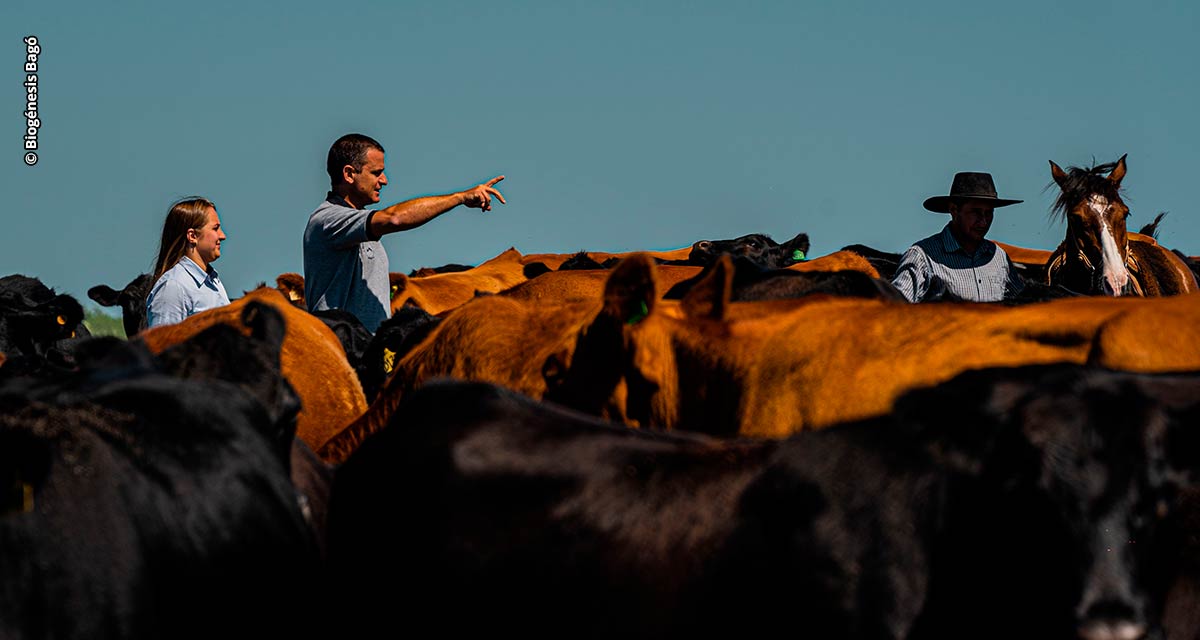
[327,134,385,187]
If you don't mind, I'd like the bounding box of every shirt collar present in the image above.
[326,191,353,208]
[178,255,220,287]
[938,224,993,258]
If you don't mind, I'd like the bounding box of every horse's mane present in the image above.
[1048,160,1123,223]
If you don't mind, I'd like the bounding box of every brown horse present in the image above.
[1045,155,1198,296]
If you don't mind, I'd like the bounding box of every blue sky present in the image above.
[4,1,1198,303]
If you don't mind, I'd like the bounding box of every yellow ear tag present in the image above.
[287,290,300,302]
[382,347,396,374]
[56,315,67,325]
[390,285,398,300]
[22,483,34,513]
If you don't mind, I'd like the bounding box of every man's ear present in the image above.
[341,164,357,184]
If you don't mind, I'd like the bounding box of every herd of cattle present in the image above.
[6,226,1200,639]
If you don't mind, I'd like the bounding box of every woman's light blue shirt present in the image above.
[145,256,231,328]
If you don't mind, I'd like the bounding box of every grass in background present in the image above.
[84,307,126,339]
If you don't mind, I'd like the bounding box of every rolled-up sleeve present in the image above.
[891,246,932,303]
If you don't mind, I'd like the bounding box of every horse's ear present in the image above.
[1049,160,1068,188]
[1109,154,1128,187]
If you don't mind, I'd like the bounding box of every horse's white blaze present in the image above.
[1090,195,1131,294]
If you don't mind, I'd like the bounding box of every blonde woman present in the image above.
[145,197,230,328]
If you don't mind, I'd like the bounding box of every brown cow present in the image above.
[519,246,693,271]
[275,273,307,308]
[137,288,368,454]
[502,251,879,306]
[389,247,529,315]
[501,265,703,304]
[785,250,880,277]
[321,254,1200,462]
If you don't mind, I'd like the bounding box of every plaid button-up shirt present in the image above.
[891,224,1024,303]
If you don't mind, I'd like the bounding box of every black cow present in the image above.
[327,365,1200,640]
[0,275,90,376]
[310,307,373,369]
[356,304,442,402]
[664,255,906,302]
[0,302,325,639]
[686,231,810,269]
[88,273,154,337]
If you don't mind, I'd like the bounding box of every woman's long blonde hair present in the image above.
[152,197,215,281]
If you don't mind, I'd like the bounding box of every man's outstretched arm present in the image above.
[368,176,505,237]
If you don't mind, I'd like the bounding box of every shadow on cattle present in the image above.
[327,364,1200,640]
[0,302,327,639]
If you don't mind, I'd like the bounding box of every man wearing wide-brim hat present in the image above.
[891,172,1026,303]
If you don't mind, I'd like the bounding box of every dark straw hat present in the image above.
[923,172,1023,213]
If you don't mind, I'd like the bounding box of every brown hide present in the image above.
[993,241,1053,267]
[502,266,703,304]
[502,251,880,306]
[389,247,528,315]
[320,255,1200,462]
[784,250,881,277]
[519,247,693,270]
[137,288,368,454]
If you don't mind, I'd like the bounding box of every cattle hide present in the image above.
[328,364,1200,640]
[0,303,325,639]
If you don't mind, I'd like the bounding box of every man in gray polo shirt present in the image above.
[303,133,505,332]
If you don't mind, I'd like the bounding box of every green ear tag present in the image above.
[626,300,649,325]
[792,249,806,262]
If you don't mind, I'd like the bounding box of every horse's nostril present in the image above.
[697,241,711,251]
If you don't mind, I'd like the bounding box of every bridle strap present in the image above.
[1064,236,1144,296]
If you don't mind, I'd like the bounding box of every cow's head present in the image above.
[544,254,734,430]
[154,302,300,464]
[273,273,307,309]
[899,365,1200,638]
[690,232,810,270]
[88,273,154,337]
[0,275,87,373]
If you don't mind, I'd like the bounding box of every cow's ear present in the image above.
[389,273,408,301]
[782,232,810,257]
[87,284,120,307]
[682,255,732,321]
[602,254,658,326]
[241,301,287,356]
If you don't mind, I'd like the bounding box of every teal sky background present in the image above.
[4,1,1198,304]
